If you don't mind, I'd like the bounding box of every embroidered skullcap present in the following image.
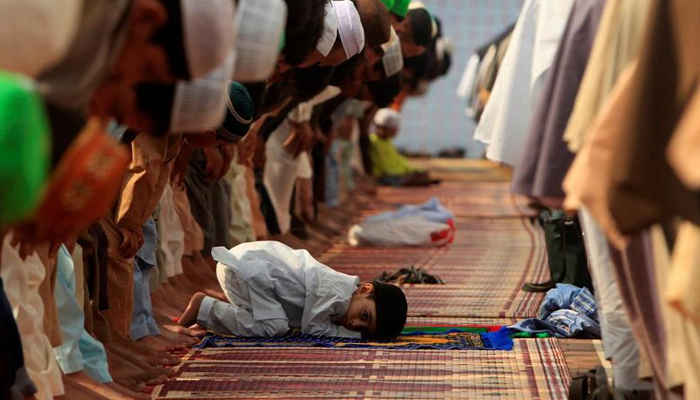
[355,0,391,47]
[372,282,407,340]
[216,81,255,143]
[233,0,287,82]
[32,118,129,242]
[0,0,81,77]
[373,108,401,129]
[170,52,235,133]
[332,0,366,59]
[390,0,410,18]
[0,72,49,226]
[381,27,403,77]
[317,1,339,57]
[181,0,236,79]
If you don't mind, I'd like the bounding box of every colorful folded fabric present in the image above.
[401,324,503,334]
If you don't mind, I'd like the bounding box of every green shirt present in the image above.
[369,133,414,177]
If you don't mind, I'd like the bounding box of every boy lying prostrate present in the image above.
[178,241,408,340]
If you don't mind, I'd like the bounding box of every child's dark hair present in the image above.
[368,281,407,340]
[152,0,190,80]
[367,69,403,108]
[283,0,327,66]
[134,83,176,135]
[408,8,433,48]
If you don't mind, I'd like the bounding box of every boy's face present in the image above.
[391,13,426,58]
[337,283,378,337]
[377,125,398,139]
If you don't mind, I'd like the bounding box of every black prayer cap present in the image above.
[215,81,254,143]
[372,282,408,340]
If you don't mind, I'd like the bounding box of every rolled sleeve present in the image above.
[196,296,218,327]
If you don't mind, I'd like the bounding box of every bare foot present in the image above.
[112,376,146,394]
[108,337,180,367]
[67,371,134,400]
[59,374,111,400]
[161,322,207,338]
[105,382,151,400]
[178,292,207,328]
[137,334,184,352]
[107,352,148,392]
[158,326,198,347]
[107,347,171,384]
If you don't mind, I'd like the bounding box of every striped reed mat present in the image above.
[321,218,549,318]
[559,339,610,380]
[323,218,547,284]
[362,182,535,219]
[406,158,514,183]
[154,338,570,399]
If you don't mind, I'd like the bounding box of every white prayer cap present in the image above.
[232,0,287,82]
[408,1,427,10]
[0,0,82,77]
[435,36,451,62]
[381,26,403,77]
[169,52,235,133]
[317,1,339,57]
[373,108,400,129]
[332,0,366,59]
[181,0,236,79]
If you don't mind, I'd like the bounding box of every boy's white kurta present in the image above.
[198,241,361,338]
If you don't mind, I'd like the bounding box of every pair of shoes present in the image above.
[569,366,652,400]
[377,266,444,285]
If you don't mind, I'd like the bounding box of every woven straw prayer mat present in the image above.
[154,338,570,399]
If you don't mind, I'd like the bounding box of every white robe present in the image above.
[263,86,341,233]
[1,235,64,400]
[197,241,361,338]
[474,0,574,167]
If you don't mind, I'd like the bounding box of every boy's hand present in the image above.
[170,143,195,189]
[283,122,314,158]
[203,147,225,182]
